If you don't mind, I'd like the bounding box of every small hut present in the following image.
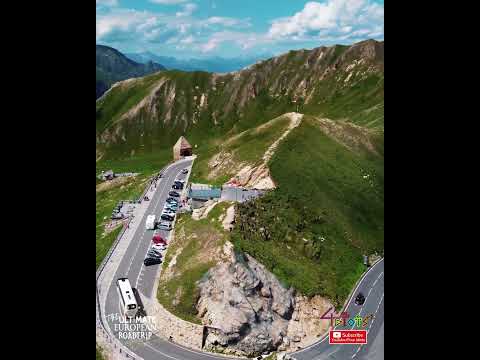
[173,136,192,160]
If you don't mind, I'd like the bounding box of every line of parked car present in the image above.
[143,171,188,266]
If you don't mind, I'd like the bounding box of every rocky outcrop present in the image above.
[283,295,333,352]
[191,199,219,220]
[196,247,295,357]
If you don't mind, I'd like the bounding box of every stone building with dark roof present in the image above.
[173,136,192,160]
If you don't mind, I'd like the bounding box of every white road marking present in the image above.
[372,271,383,287]
[135,262,147,288]
[326,348,340,357]
[144,335,234,360]
[351,345,362,358]
[351,292,384,358]
[143,342,180,360]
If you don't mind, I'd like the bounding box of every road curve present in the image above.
[101,158,384,360]
[292,258,384,360]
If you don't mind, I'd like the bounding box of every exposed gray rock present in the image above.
[196,252,295,357]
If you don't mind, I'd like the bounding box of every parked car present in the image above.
[148,248,162,256]
[181,169,188,174]
[354,292,366,305]
[175,179,185,184]
[148,245,162,253]
[163,208,176,215]
[147,248,162,256]
[152,234,166,244]
[152,243,167,251]
[164,204,178,211]
[169,191,180,197]
[144,257,162,266]
[158,221,172,231]
[161,214,174,222]
[172,184,182,190]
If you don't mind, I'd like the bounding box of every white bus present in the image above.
[116,278,138,318]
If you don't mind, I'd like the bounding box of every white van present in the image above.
[146,215,156,230]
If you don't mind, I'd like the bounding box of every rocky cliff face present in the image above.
[196,243,295,357]
[195,243,333,356]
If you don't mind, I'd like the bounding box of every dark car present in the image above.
[144,257,162,266]
[166,198,178,204]
[172,184,182,190]
[169,191,180,197]
[354,292,366,305]
[161,214,174,222]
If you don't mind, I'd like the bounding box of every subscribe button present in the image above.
[329,330,367,344]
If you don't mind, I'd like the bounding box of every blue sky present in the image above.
[96,0,384,59]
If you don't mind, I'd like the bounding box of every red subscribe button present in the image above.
[329,330,367,344]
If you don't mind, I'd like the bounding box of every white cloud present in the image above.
[150,0,188,4]
[96,9,150,40]
[268,0,383,40]
[200,31,264,53]
[96,0,382,58]
[176,3,197,17]
[180,35,195,44]
[201,38,220,52]
[205,16,250,27]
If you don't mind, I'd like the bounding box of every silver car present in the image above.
[159,222,172,230]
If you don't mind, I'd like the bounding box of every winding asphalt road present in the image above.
[101,158,384,360]
[292,259,384,360]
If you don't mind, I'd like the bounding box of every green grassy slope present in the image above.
[96,41,384,161]
[232,116,383,308]
[189,114,292,185]
[96,174,152,269]
[157,203,230,323]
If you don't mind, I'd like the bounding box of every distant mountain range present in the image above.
[126,51,271,73]
[96,45,165,99]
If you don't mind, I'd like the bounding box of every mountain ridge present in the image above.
[96,39,383,160]
[96,44,166,99]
